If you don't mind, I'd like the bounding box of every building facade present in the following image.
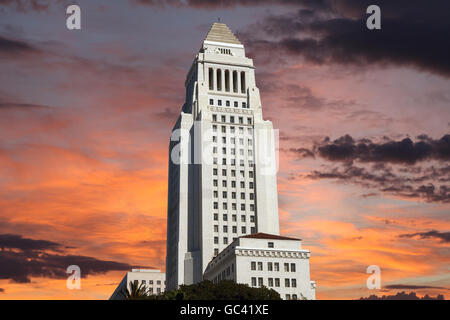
[203,233,316,300]
[166,23,280,290]
[110,269,165,300]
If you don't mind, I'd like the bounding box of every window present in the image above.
[247,117,252,125]
[250,193,254,200]
[239,117,243,124]
[231,181,236,188]
[157,288,161,294]
[242,102,247,108]
[213,191,218,198]
[209,98,213,105]
[249,182,254,189]
[274,263,280,271]
[223,225,228,233]
[257,262,263,271]
[218,99,222,106]
[232,203,237,210]
[250,204,254,211]
[275,278,280,287]
[232,214,237,221]
[284,263,290,272]
[249,171,254,178]
[251,261,256,271]
[223,213,227,220]
[209,68,214,90]
[213,179,218,187]
[291,263,296,272]
[241,204,245,211]
[141,280,146,285]
[213,114,217,122]
[214,225,218,232]
[292,279,297,288]
[241,226,246,233]
[251,227,256,233]
[285,294,290,300]
[217,69,222,91]
[213,169,218,176]
[241,192,245,200]
[222,191,227,198]
[214,248,219,255]
[226,100,230,107]
[234,101,238,107]
[222,169,227,176]
[268,242,274,248]
[241,215,246,222]
[221,126,226,133]
[214,237,218,244]
[258,278,263,287]
[222,180,227,187]
[221,115,226,122]
[232,226,237,233]
[292,294,298,300]
[213,202,218,209]
[230,116,234,123]
[232,192,236,199]
[268,278,274,287]
[251,277,257,287]
[285,279,290,287]
[149,280,153,285]
[214,213,218,221]
[223,237,228,244]
[240,71,246,93]
[268,262,273,271]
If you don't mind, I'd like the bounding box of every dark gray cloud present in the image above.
[0,35,39,54]
[238,0,450,77]
[0,234,62,252]
[360,291,445,300]
[0,288,4,293]
[305,134,450,165]
[0,233,131,283]
[384,284,449,290]
[302,164,450,203]
[399,230,450,243]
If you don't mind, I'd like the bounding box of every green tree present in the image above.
[146,280,281,300]
[121,281,149,300]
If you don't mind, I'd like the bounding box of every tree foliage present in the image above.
[146,280,281,300]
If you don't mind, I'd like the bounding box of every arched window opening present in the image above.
[225,70,230,92]
[209,68,214,90]
[240,71,246,94]
[217,69,222,91]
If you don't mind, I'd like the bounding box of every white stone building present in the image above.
[165,21,315,299]
[110,269,165,300]
[203,233,316,300]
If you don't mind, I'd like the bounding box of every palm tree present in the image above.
[120,281,149,299]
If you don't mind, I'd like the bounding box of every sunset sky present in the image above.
[0,0,449,299]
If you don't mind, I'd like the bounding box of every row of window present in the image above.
[214,221,255,233]
[214,226,256,237]
[212,136,253,146]
[251,262,297,272]
[213,125,253,135]
[213,202,255,211]
[212,114,252,124]
[213,175,253,187]
[214,191,254,200]
[212,263,235,283]
[251,277,298,288]
[213,213,256,223]
[213,147,253,157]
[212,170,254,182]
[210,99,248,109]
[213,158,254,166]
[208,68,246,93]
[135,279,164,285]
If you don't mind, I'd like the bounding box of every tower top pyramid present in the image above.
[204,22,241,45]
